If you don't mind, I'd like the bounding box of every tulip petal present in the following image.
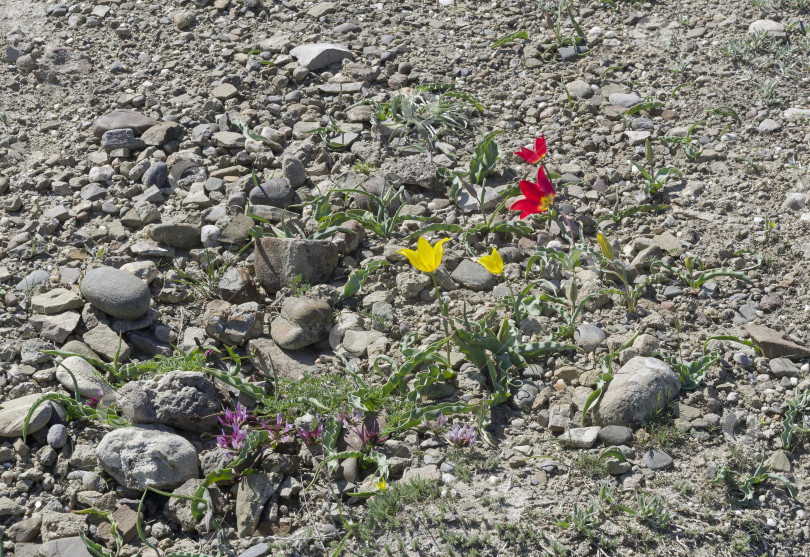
[514,147,541,164]
[534,135,547,159]
[536,165,556,197]
[519,180,543,202]
[478,247,503,275]
[417,237,433,271]
[398,248,431,273]
[431,238,450,272]
[510,198,541,219]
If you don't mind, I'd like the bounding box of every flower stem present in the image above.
[431,273,453,367]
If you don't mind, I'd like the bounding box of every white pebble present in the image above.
[88,165,114,183]
[802,363,810,373]
[767,517,777,528]
[791,377,798,386]
[488,476,499,485]
[201,225,221,248]
[727,392,738,402]
[797,509,807,520]
[440,489,448,498]
[245,138,264,153]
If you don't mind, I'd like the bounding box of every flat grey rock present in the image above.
[290,43,353,70]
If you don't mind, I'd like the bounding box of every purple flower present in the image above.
[353,418,389,449]
[421,411,448,437]
[217,421,248,457]
[297,421,324,446]
[448,424,477,448]
[262,413,293,445]
[336,405,364,429]
[216,403,251,456]
[86,389,104,409]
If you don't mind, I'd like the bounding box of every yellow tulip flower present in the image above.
[374,478,387,492]
[397,237,449,273]
[477,247,504,275]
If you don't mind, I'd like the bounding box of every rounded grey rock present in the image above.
[81,267,151,320]
[151,223,202,250]
[47,424,68,449]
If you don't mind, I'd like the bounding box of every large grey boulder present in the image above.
[97,426,199,490]
[597,356,680,428]
[81,267,151,320]
[254,237,338,293]
[116,371,220,432]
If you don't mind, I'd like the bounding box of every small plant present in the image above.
[289,274,311,297]
[171,245,250,301]
[374,83,482,156]
[354,418,390,450]
[297,420,324,446]
[711,448,797,506]
[593,233,661,313]
[634,492,671,529]
[557,501,601,538]
[651,254,753,289]
[352,160,379,174]
[632,138,682,197]
[422,411,448,437]
[781,389,810,450]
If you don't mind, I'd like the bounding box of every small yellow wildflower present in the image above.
[397,237,449,273]
[477,247,504,275]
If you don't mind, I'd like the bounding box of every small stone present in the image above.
[758,119,781,134]
[212,83,239,101]
[641,449,673,470]
[47,424,68,449]
[608,92,642,108]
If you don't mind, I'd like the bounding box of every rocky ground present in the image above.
[1,0,810,556]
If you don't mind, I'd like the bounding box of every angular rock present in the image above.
[31,288,83,314]
[236,473,279,537]
[745,324,810,359]
[93,110,158,138]
[81,267,151,320]
[248,337,319,383]
[597,357,680,428]
[96,426,199,490]
[116,371,220,432]
[562,426,601,449]
[141,121,182,146]
[30,311,81,343]
[101,128,145,151]
[203,300,264,345]
[40,512,87,542]
[289,43,353,70]
[83,323,131,361]
[254,237,338,293]
[151,223,202,250]
[450,259,498,291]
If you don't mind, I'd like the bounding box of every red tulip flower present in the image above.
[514,134,547,165]
[510,165,556,219]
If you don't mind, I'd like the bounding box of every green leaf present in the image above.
[490,31,529,48]
[340,259,390,301]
